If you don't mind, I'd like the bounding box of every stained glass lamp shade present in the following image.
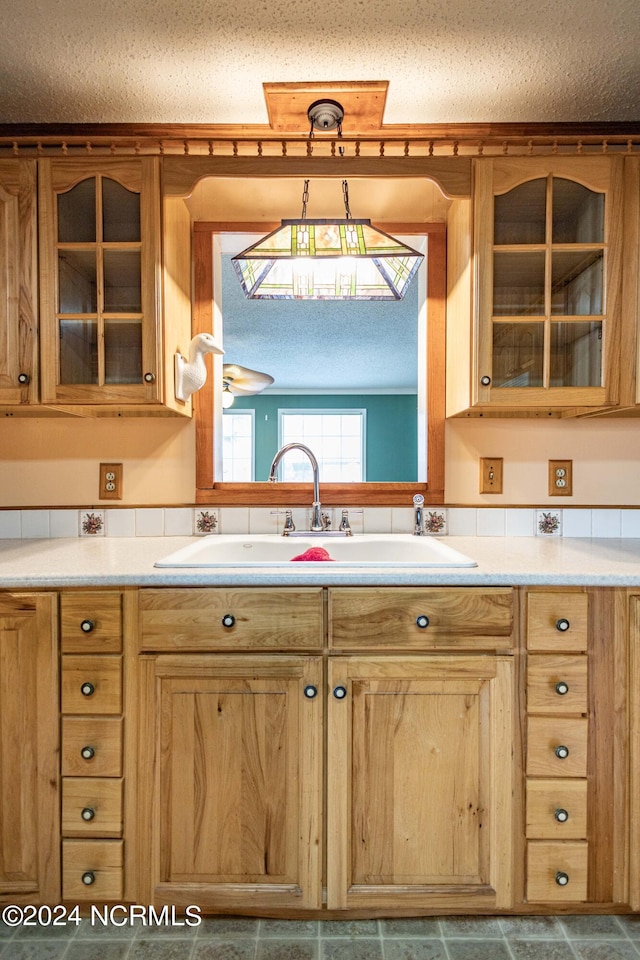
[232,219,423,301]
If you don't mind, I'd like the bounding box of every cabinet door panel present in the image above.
[327,655,514,911]
[139,654,322,911]
[0,593,58,901]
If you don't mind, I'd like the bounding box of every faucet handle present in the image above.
[321,512,332,531]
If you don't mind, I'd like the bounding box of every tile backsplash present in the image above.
[0,506,639,539]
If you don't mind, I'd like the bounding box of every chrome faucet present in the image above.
[268,443,324,532]
[413,493,425,536]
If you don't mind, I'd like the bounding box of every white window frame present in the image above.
[221,408,255,482]
[277,408,367,482]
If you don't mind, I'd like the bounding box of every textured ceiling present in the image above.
[1,0,639,124]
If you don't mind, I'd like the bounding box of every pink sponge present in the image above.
[290,546,334,562]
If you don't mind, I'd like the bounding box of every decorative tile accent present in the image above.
[424,509,448,535]
[195,510,218,535]
[536,510,562,536]
[81,510,105,536]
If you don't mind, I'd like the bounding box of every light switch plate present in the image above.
[479,457,503,494]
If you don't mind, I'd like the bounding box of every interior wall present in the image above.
[1,414,640,508]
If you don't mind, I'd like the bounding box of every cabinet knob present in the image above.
[143,372,155,383]
[480,375,491,386]
[81,871,96,886]
[81,807,96,822]
[555,681,569,696]
[81,746,95,760]
[80,619,95,633]
[555,618,570,632]
[555,871,570,886]
[333,685,347,700]
[415,615,430,629]
[303,685,318,699]
[555,745,570,760]
[80,682,95,697]
[221,614,236,628]
[18,373,31,384]
[554,808,569,823]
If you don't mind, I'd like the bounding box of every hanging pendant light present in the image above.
[232,177,423,301]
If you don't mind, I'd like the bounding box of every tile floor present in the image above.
[1,915,640,960]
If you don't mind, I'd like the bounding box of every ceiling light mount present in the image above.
[307,99,344,136]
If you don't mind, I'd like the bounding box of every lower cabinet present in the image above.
[137,654,323,912]
[0,593,59,905]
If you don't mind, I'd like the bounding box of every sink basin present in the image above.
[155,534,476,568]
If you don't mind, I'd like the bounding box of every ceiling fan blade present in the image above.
[223,363,274,395]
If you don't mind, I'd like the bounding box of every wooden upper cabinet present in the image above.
[0,160,38,406]
[447,157,624,416]
[38,158,188,415]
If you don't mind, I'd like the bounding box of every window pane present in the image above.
[494,179,546,245]
[103,250,141,312]
[492,322,544,387]
[222,412,254,481]
[105,320,142,383]
[103,179,140,242]
[280,411,365,482]
[550,322,602,387]
[58,251,97,313]
[551,251,603,316]
[493,251,545,316]
[58,180,96,242]
[59,320,98,384]
[552,179,604,244]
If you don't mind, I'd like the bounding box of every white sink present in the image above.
[155,534,476,568]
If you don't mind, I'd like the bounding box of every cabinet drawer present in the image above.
[526,841,588,902]
[62,778,123,838]
[61,592,123,653]
[526,779,587,839]
[62,839,123,900]
[526,655,588,714]
[61,656,122,714]
[61,717,123,777]
[140,587,324,651]
[527,592,588,652]
[328,588,513,649]
[526,717,588,777]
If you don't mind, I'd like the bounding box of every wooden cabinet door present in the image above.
[0,593,59,904]
[327,655,514,911]
[0,160,38,406]
[38,158,163,410]
[138,654,323,912]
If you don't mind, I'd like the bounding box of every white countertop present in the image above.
[2,535,640,587]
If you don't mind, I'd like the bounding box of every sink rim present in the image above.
[154,533,477,568]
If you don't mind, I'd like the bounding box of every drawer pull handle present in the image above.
[416,615,430,629]
[81,807,96,822]
[555,871,570,886]
[81,871,96,886]
[555,745,570,759]
[333,685,348,700]
[556,618,570,632]
[80,682,95,697]
[303,685,318,699]
[221,614,236,628]
[18,373,31,385]
[480,375,491,386]
[81,746,95,760]
[555,681,569,696]
[554,808,569,823]
[80,619,95,633]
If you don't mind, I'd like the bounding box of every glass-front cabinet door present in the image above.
[474,157,623,411]
[39,159,161,407]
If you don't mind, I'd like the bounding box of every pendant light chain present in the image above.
[300,179,310,219]
[342,180,352,219]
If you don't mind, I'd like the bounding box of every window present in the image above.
[278,410,366,482]
[222,410,254,481]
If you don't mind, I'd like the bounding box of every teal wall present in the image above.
[228,394,417,482]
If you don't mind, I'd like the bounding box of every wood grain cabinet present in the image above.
[0,160,38,407]
[524,588,627,907]
[447,157,624,417]
[0,592,58,905]
[38,158,189,416]
[60,591,125,902]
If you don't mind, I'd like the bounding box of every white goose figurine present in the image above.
[175,333,225,403]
